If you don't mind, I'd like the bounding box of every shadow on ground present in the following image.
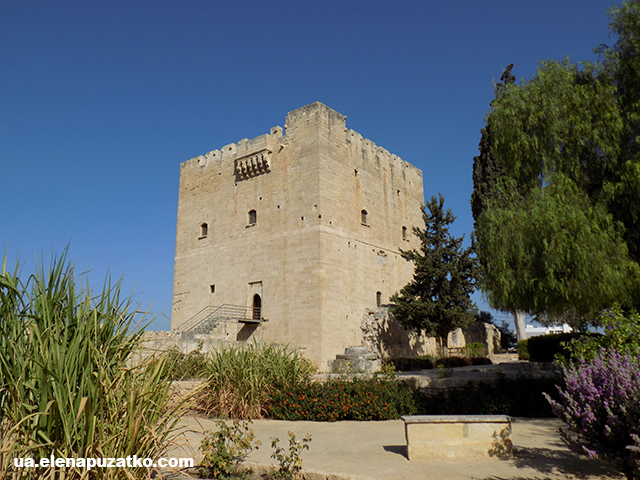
[382,445,407,458]
[473,445,622,480]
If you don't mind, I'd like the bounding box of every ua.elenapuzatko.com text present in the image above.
[14,455,193,470]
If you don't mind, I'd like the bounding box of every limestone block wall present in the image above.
[172,102,425,369]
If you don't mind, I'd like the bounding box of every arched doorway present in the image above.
[252,294,262,320]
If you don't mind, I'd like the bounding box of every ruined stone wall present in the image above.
[458,322,502,356]
[361,307,503,359]
[172,102,424,369]
[361,307,439,359]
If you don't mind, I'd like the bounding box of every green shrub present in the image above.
[434,356,472,368]
[463,342,488,358]
[268,371,561,420]
[198,342,313,419]
[418,372,562,417]
[518,339,530,360]
[198,419,261,479]
[563,306,634,363]
[470,357,492,366]
[379,362,397,377]
[269,432,312,480]
[268,376,417,421]
[0,250,182,479]
[435,364,453,378]
[387,354,491,372]
[528,333,584,362]
[388,356,434,371]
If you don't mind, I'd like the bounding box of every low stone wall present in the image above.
[141,331,232,356]
[402,415,513,460]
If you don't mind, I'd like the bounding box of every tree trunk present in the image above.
[513,310,526,342]
[440,334,449,357]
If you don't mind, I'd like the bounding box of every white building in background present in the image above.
[525,323,573,339]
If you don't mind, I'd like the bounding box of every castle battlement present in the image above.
[181,103,421,184]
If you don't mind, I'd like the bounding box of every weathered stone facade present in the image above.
[172,102,424,369]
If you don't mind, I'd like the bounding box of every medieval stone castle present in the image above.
[171,102,428,369]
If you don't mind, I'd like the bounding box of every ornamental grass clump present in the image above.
[545,349,640,480]
[0,251,184,479]
[199,342,314,419]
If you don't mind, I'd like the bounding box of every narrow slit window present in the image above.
[376,291,382,308]
[200,223,208,238]
[402,226,407,240]
[248,209,257,225]
[361,209,368,225]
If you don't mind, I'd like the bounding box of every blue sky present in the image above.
[1,0,617,330]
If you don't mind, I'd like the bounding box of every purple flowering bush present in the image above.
[546,349,640,479]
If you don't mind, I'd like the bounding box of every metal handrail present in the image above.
[178,304,262,333]
[177,306,217,332]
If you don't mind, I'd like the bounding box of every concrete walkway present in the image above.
[166,416,622,480]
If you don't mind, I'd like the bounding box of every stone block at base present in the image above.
[402,415,513,460]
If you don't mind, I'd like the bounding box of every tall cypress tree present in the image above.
[390,194,477,352]
[471,64,514,228]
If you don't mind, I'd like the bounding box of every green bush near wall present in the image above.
[518,339,530,360]
[527,333,586,362]
[388,356,435,371]
[387,355,492,372]
[268,371,562,420]
[418,373,562,418]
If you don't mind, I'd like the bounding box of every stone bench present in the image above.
[401,415,513,460]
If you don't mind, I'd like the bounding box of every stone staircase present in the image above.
[177,304,261,335]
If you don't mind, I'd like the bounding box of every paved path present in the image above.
[167,416,622,480]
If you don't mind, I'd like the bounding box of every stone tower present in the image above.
[172,102,424,369]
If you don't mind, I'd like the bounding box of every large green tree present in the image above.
[601,0,640,262]
[391,194,477,351]
[479,175,636,325]
[473,2,640,329]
